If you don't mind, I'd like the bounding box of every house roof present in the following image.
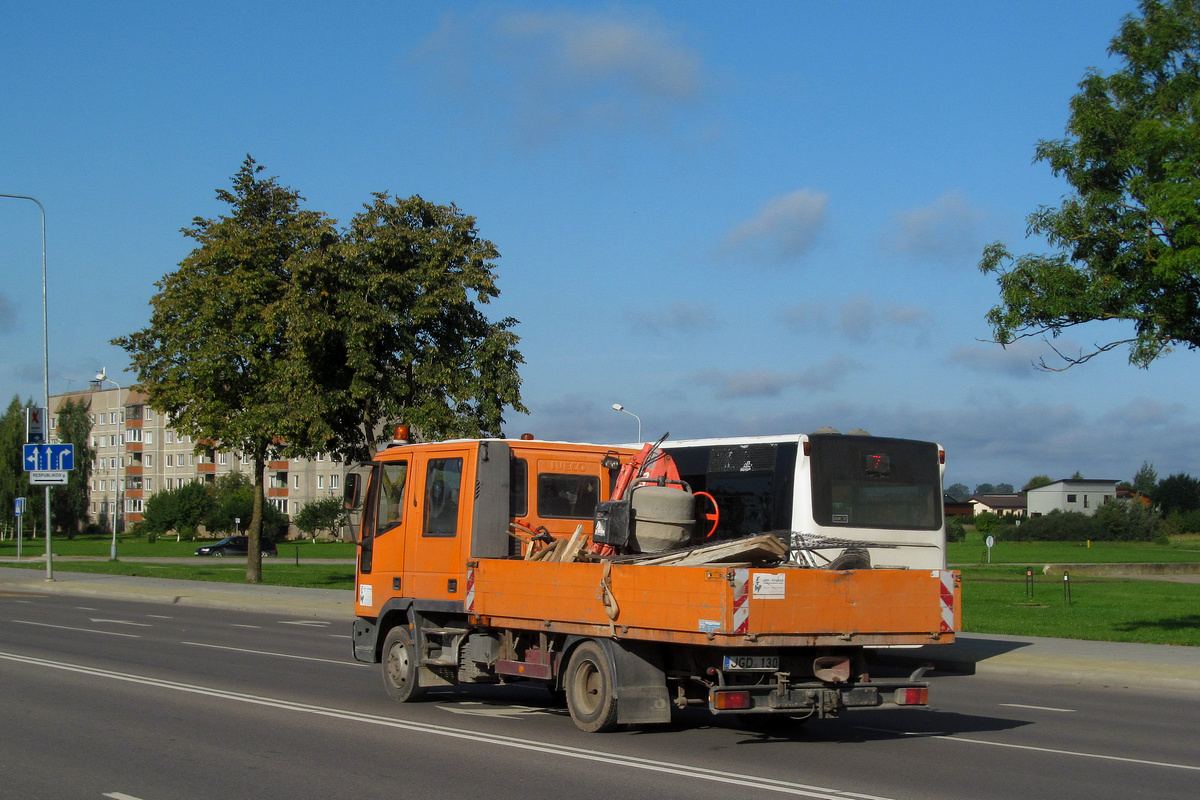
[970,493,1027,510]
[1029,479,1120,491]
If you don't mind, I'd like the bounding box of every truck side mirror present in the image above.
[344,472,361,511]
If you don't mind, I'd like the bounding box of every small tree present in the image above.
[1133,461,1159,494]
[1152,472,1200,516]
[142,482,210,538]
[51,397,94,538]
[205,473,288,539]
[294,496,348,541]
[1023,475,1054,492]
[946,483,971,502]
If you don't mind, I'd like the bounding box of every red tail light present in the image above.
[711,690,752,710]
[894,687,928,705]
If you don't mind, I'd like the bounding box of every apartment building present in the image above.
[50,384,348,537]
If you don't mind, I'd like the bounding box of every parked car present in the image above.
[194,535,277,557]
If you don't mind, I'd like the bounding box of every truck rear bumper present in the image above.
[709,676,929,717]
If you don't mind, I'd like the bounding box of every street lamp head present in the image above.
[612,403,624,412]
[95,368,106,382]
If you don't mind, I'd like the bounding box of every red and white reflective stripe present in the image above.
[938,570,955,633]
[465,568,475,614]
[732,569,750,634]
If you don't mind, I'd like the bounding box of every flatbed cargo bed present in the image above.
[467,559,960,648]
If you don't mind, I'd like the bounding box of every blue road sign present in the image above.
[14,497,25,516]
[23,443,74,471]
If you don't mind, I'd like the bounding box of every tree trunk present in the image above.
[246,454,265,584]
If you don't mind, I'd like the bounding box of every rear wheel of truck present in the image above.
[382,626,425,702]
[565,641,619,732]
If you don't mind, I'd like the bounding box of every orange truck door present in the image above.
[356,458,410,612]
[404,448,472,602]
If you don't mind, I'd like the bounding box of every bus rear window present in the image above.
[808,435,941,531]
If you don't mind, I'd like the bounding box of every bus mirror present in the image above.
[344,473,361,510]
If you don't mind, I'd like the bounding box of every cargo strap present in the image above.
[600,562,620,633]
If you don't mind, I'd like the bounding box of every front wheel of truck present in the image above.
[382,626,425,703]
[565,641,619,732]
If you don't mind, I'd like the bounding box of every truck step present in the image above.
[422,627,469,637]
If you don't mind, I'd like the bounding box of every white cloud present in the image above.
[946,338,1069,378]
[882,191,986,268]
[691,356,862,399]
[626,301,718,335]
[719,189,829,263]
[412,9,704,145]
[781,294,934,344]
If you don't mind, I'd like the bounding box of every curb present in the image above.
[0,571,351,621]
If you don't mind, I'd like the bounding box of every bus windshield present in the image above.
[808,435,942,531]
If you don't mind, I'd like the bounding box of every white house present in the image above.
[1026,479,1119,517]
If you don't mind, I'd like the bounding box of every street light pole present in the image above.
[0,193,52,580]
[96,369,122,560]
[611,403,642,443]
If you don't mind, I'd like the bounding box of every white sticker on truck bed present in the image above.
[752,573,785,599]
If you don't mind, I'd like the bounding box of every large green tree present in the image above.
[291,193,526,461]
[117,157,335,583]
[980,0,1200,368]
[118,159,526,581]
[51,397,94,537]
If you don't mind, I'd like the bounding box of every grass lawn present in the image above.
[958,565,1200,646]
[948,533,1200,565]
[0,533,356,560]
[0,558,354,590]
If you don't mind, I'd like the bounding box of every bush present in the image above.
[1093,500,1162,541]
[946,517,966,543]
[1006,510,1099,542]
[973,511,1000,534]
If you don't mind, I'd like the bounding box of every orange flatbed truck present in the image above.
[349,429,961,732]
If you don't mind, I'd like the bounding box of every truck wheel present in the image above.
[382,626,426,702]
[565,641,619,732]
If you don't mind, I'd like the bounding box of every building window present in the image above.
[144,454,153,468]
[293,474,301,490]
[218,452,228,466]
[1084,495,1090,508]
[331,474,339,490]
[166,431,174,444]
[317,475,325,490]
[145,478,153,491]
[145,431,153,445]
[1067,494,1077,503]
[166,455,173,467]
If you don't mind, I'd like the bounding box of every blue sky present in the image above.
[2,0,1192,491]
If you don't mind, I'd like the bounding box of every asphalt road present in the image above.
[0,591,1198,800]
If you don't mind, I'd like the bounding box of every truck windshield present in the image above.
[808,435,942,531]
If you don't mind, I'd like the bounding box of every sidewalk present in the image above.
[874,632,1200,692]
[0,566,351,621]
[2,566,1199,691]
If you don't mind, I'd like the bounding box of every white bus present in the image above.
[662,429,947,570]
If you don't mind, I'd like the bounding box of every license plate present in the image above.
[722,654,780,671]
